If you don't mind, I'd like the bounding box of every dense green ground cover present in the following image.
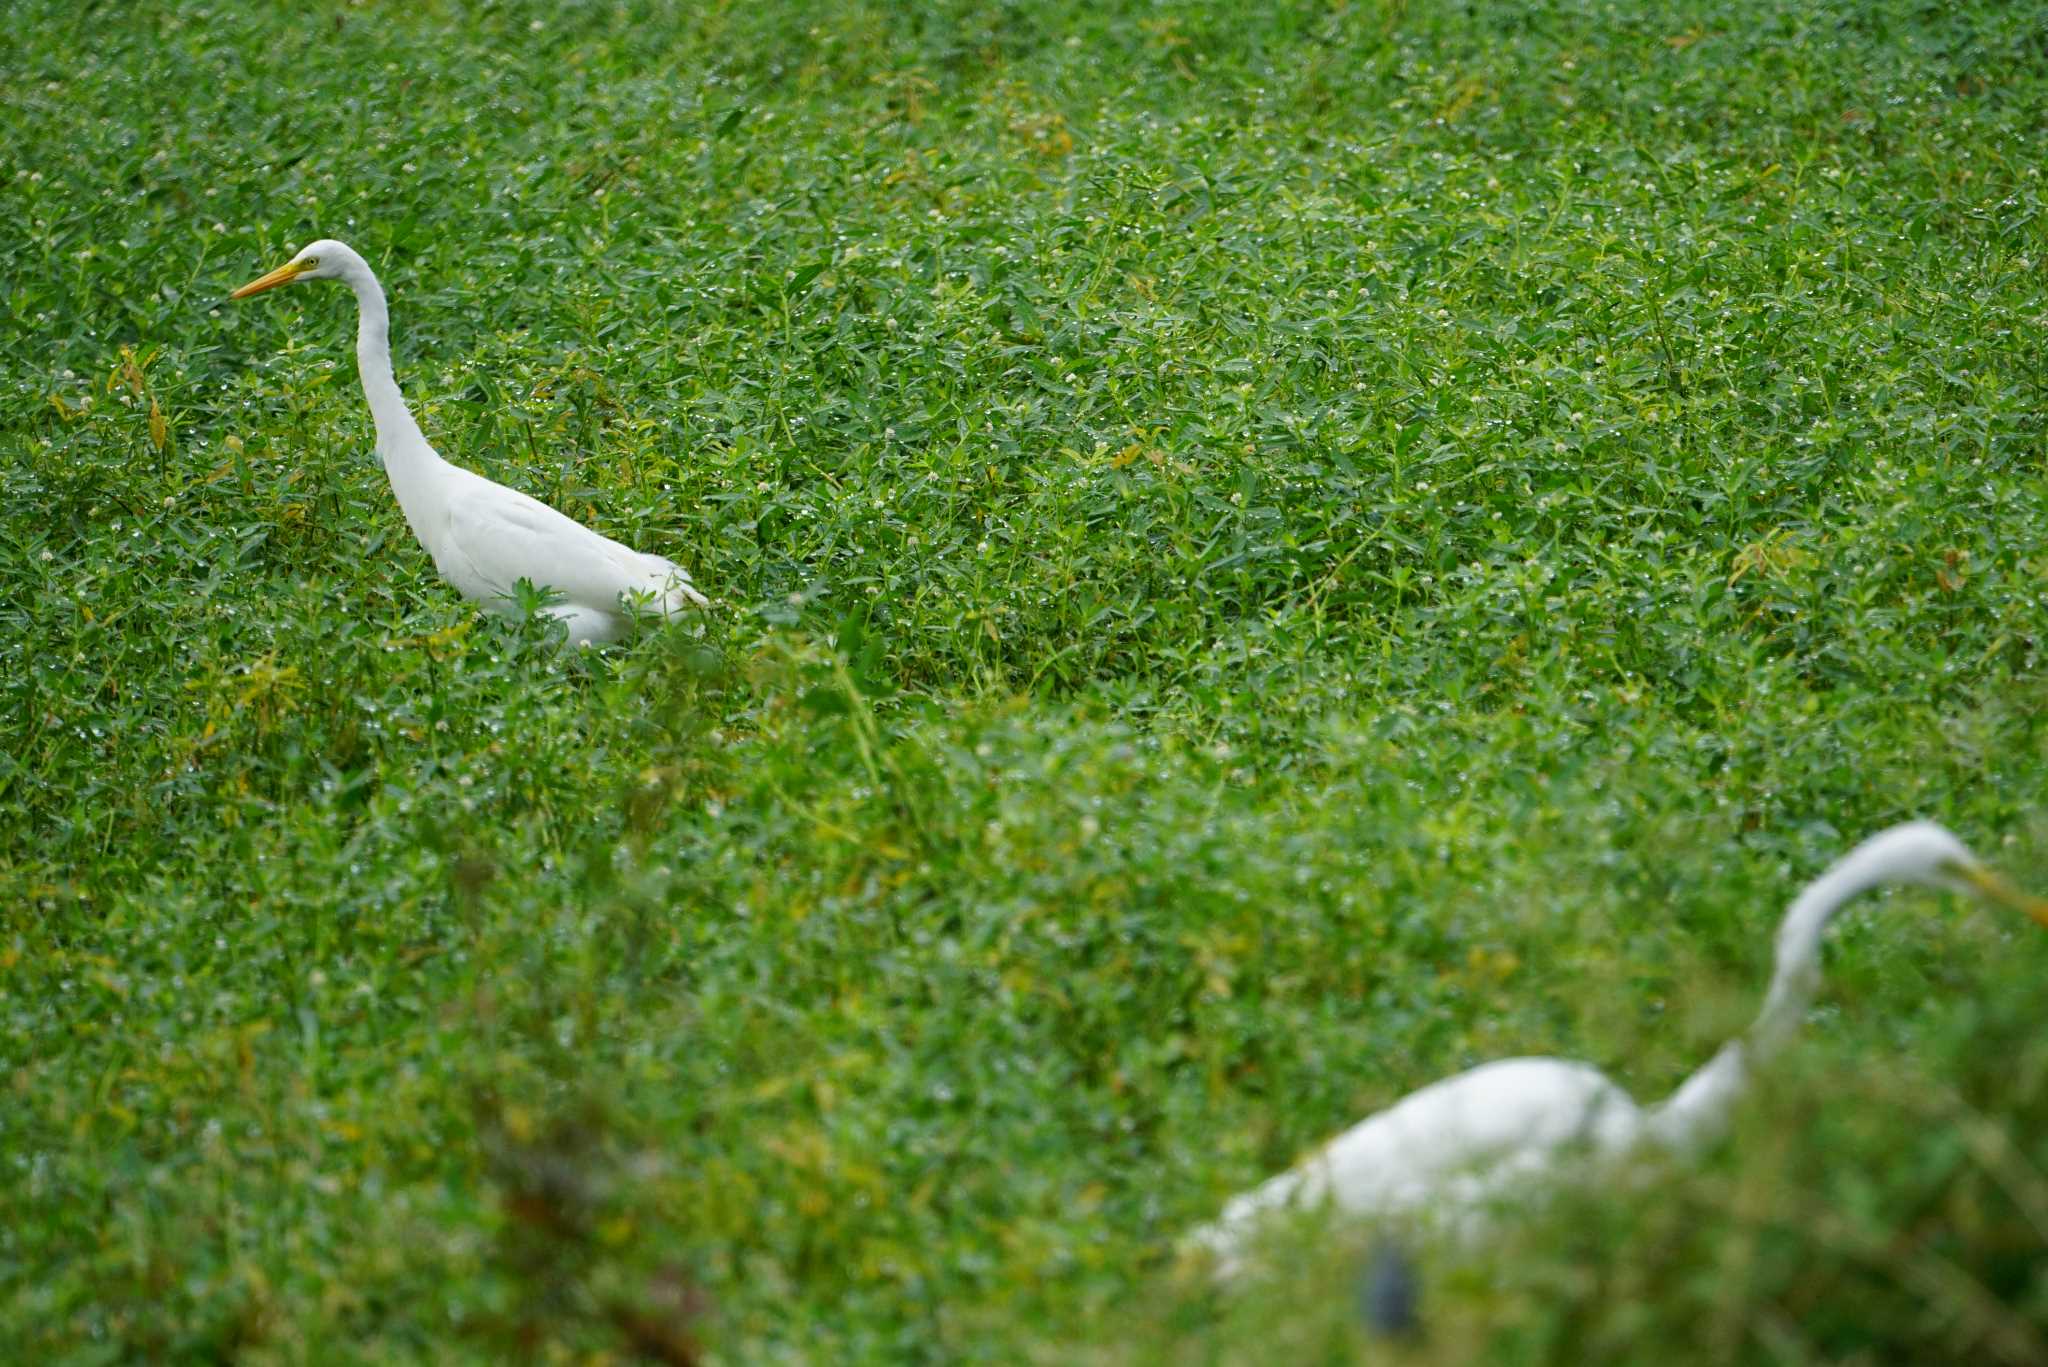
[7,0,2048,1359]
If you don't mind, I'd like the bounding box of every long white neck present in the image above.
[1644,836,1922,1152]
[1747,856,1886,1055]
[345,263,429,465]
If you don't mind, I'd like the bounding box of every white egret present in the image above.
[231,240,706,645]
[1186,821,2048,1281]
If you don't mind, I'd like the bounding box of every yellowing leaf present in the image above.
[1437,77,1487,123]
[1937,548,1967,594]
[503,1104,535,1142]
[751,1074,798,1103]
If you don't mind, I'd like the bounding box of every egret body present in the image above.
[231,240,706,645]
[1186,822,2048,1279]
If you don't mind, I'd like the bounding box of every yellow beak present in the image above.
[230,259,314,299]
[1957,863,2048,929]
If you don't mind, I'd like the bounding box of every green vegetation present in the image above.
[7,0,2048,1359]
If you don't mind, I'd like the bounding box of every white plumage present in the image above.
[231,239,706,645]
[1186,821,2048,1280]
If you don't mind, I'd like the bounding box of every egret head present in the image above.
[1857,821,2048,925]
[229,239,364,298]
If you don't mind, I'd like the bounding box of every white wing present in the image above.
[1186,1058,1643,1278]
[428,467,697,613]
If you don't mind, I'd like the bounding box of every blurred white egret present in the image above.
[1187,821,2048,1280]
[231,240,706,645]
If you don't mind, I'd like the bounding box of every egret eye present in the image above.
[299,256,320,271]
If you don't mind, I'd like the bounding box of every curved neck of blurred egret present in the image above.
[1645,845,1894,1152]
[1751,851,1897,1055]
